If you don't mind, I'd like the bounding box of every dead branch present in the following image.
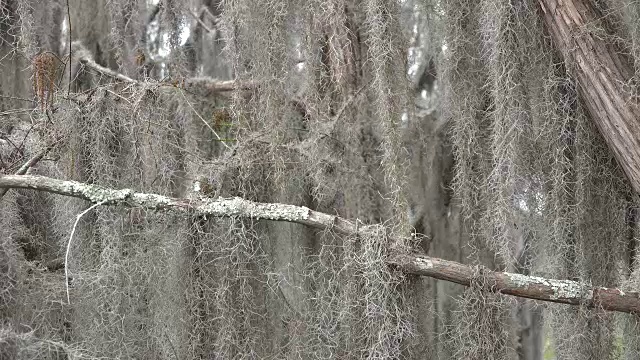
[1,174,639,314]
[78,56,253,93]
[188,8,215,34]
[0,138,61,199]
[79,57,138,84]
[181,77,256,93]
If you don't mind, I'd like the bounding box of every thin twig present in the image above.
[178,90,231,150]
[106,89,133,104]
[332,84,366,123]
[0,108,35,116]
[65,200,107,304]
[0,95,36,103]
[188,8,215,34]
[163,327,180,360]
[201,6,220,25]
[66,0,72,95]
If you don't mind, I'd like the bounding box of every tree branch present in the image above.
[0,138,61,199]
[79,57,138,83]
[1,174,639,314]
[78,56,253,94]
[388,254,640,314]
[188,7,215,34]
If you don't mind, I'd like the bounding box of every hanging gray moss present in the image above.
[3,0,640,358]
[442,0,640,359]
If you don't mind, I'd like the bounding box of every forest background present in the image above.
[3,0,640,359]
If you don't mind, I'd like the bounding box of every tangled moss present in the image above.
[3,0,640,358]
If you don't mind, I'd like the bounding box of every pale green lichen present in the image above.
[196,197,241,216]
[59,180,132,203]
[506,273,593,300]
[196,197,311,221]
[252,201,311,222]
[131,193,178,208]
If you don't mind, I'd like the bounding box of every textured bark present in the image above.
[3,174,640,314]
[391,253,640,314]
[537,0,640,192]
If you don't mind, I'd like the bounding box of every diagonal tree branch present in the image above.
[79,57,138,83]
[79,55,254,94]
[0,138,62,199]
[1,174,639,314]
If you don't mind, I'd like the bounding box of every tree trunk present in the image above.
[537,0,640,193]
